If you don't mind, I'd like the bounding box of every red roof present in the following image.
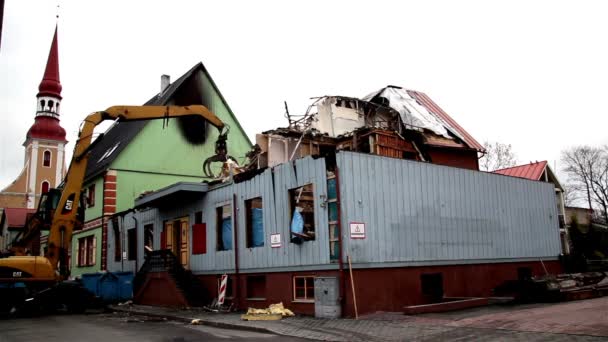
[26,116,67,142]
[492,161,547,181]
[407,90,485,152]
[37,25,62,99]
[4,208,36,228]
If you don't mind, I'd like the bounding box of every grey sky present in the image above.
[1,0,607,188]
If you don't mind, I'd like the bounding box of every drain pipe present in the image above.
[335,166,346,317]
[232,193,240,309]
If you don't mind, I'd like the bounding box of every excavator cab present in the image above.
[36,188,62,228]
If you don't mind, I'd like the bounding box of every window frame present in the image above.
[245,197,264,248]
[288,184,316,242]
[86,184,96,207]
[77,235,96,267]
[293,276,315,302]
[41,180,50,194]
[216,204,232,251]
[42,150,51,168]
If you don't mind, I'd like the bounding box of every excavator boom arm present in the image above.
[46,105,224,278]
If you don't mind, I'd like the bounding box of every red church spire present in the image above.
[37,25,62,99]
[26,24,66,143]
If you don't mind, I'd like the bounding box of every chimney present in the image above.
[160,74,170,95]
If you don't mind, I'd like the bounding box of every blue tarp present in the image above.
[290,209,304,235]
[222,217,232,250]
[251,208,264,247]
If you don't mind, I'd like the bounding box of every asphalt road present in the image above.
[0,312,311,342]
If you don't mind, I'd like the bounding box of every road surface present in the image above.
[0,312,311,342]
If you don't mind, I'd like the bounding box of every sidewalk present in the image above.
[109,300,608,341]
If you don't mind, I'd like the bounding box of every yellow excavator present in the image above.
[0,105,229,314]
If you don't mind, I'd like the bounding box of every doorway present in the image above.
[163,217,190,269]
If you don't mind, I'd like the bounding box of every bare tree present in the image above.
[480,141,518,172]
[562,182,580,207]
[561,146,608,224]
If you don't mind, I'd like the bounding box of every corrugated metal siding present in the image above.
[195,156,329,273]
[190,184,235,273]
[107,208,162,273]
[336,151,561,264]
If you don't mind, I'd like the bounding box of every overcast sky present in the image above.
[1,0,607,188]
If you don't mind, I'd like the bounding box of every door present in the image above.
[179,219,189,269]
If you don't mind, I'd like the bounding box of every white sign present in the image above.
[270,233,281,248]
[350,222,365,239]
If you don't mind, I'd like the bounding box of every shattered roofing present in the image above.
[84,63,202,181]
[492,161,547,181]
[363,86,485,152]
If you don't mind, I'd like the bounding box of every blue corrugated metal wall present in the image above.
[108,153,561,275]
[336,151,561,265]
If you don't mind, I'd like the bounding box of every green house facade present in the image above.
[69,63,251,278]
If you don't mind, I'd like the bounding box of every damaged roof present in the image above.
[363,86,485,152]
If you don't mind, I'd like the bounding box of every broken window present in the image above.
[245,197,264,248]
[144,224,153,253]
[421,273,443,302]
[246,275,266,299]
[127,228,137,260]
[216,204,232,251]
[293,276,315,302]
[289,184,315,243]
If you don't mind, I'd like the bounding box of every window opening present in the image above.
[421,273,443,303]
[127,228,137,260]
[41,181,50,194]
[293,276,315,301]
[216,204,232,251]
[245,197,264,248]
[195,211,203,224]
[289,184,315,243]
[246,275,267,299]
[144,224,154,253]
[43,150,51,167]
[87,184,96,207]
[112,216,121,262]
[78,235,96,266]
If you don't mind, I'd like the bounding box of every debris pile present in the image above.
[241,302,295,321]
[495,271,608,302]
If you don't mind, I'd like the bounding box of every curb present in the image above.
[108,306,275,335]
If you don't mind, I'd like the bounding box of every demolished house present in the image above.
[257,86,484,171]
[104,86,562,317]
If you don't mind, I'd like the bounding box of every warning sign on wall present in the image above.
[270,233,281,248]
[350,222,365,239]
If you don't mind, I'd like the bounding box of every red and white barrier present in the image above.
[218,274,228,305]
